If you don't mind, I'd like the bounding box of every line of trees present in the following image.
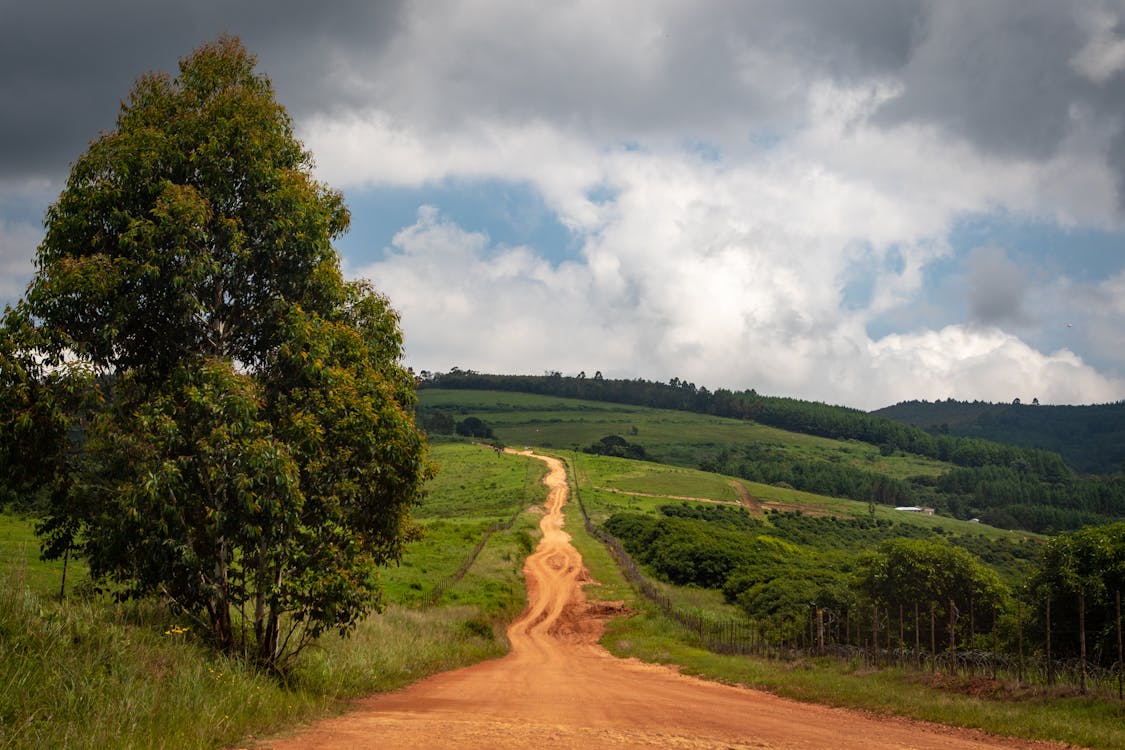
[604,505,1125,682]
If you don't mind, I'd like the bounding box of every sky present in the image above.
[3,1,1125,410]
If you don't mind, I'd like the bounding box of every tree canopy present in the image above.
[0,37,429,669]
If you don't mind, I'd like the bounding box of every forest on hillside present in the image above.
[419,371,1125,533]
[874,399,1125,474]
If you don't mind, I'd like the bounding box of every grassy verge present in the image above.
[0,443,548,750]
[0,569,509,750]
[564,496,1125,750]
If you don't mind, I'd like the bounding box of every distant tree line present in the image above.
[419,371,1069,476]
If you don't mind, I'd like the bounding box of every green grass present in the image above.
[0,513,90,597]
[567,449,1034,543]
[382,443,546,607]
[0,568,510,750]
[561,476,1124,749]
[0,443,549,750]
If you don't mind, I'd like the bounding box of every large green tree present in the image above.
[1,36,429,669]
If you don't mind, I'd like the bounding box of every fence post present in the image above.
[1017,595,1024,685]
[948,598,956,670]
[1116,589,1122,701]
[929,603,936,673]
[1046,596,1053,687]
[1078,588,1087,695]
[914,602,921,669]
[872,605,879,667]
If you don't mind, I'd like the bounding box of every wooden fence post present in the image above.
[1017,596,1024,685]
[1046,596,1053,687]
[914,602,921,669]
[930,603,936,673]
[1078,588,1087,695]
[1116,589,1122,701]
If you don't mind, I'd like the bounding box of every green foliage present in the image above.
[1026,522,1125,660]
[875,398,1125,474]
[455,416,494,439]
[583,434,647,460]
[1,37,428,670]
[421,384,1125,533]
[0,566,507,750]
[852,538,1008,645]
[420,408,456,435]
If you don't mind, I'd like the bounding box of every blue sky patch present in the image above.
[336,179,581,267]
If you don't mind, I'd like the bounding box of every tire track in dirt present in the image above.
[256,451,1071,750]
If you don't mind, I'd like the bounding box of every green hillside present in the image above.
[419,385,1125,533]
[873,399,1125,474]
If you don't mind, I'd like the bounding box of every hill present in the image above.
[417,374,1125,533]
[872,399,1125,475]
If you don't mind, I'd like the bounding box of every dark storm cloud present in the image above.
[6,1,1125,203]
[370,0,926,143]
[966,247,1029,326]
[869,0,1125,174]
[0,0,403,181]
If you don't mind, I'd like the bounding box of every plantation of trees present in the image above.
[602,503,1125,686]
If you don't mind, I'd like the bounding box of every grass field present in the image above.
[567,449,1036,544]
[0,389,1089,748]
[0,442,548,750]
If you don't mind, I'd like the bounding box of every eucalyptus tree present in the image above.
[1,37,429,669]
[852,538,1008,650]
[1028,522,1125,685]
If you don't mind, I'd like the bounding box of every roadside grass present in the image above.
[563,479,1123,750]
[0,443,548,750]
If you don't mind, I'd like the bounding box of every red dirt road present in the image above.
[260,452,1067,750]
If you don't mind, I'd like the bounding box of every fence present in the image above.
[565,455,1125,700]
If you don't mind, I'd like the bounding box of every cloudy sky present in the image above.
[3,0,1125,409]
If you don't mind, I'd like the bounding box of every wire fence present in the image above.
[565,456,1125,700]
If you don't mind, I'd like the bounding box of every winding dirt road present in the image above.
[260,452,1066,749]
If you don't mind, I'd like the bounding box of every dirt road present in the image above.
[260,452,1065,749]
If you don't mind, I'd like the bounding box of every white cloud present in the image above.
[321,51,1125,408]
[354,205,1125,409]
[4,1,1124,408]
[866,326,1125,407]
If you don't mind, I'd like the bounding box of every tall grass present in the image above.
[0,568,511,750]
[0,443,547,749]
